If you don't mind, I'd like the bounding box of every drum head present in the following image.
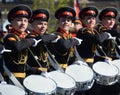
[0,84,25,95]
[112,59,120,75]
[48,71,76,89]
[93,61,119,76]
[23,75,56,94]
[65,64,94,82]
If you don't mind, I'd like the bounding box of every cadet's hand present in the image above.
[32,38,42,47]
[51,38,60,43]
[73,37,83,45]
[41,34,57,44]
[106,32,116,40]
[0,47,11,54]
[41,71,52,78]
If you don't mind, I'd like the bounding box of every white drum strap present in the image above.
[45,45,64,72]
[3,59,25,90]
[0,72,4,82]
[74,47,84,62]
[74,47,88,66]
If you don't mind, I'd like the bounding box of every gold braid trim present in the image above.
[94,23,107,33]
[38,46,48,63]
[52,32,75,64]
[8,35,28,64]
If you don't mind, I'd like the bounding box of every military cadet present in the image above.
[74,6,111,95]
[95,7,120,61]
[72,18,83,37]
[26,8,58,75]
[47,6,82,70]
[94,7,120,95]
[76,6,109,66]
[2,4,42,84]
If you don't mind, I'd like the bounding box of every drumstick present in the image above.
[44,45,64,73]
[28,48,43,68]
[97,45,113,64]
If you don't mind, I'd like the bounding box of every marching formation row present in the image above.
[0,3,120,95]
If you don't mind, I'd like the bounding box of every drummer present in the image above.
[26,8,58,75]
[74,6,112,95]
[76,6,109,67]
[94,7,120,61]
[2,4,42,84]
[47,6,82,70]
[94,7,120,95]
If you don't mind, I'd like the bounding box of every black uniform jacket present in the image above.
[47,27,80,65]
[3,28,35,73]
[76,27,109,58]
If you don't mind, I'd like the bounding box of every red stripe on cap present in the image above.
[102,12,115,19]
[59,11,73,17]
[82,10,96,18]
[104,12,115,17]
[33,13,47,19]
[13,10,28,17]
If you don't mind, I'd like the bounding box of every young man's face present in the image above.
[74,22,83,31]
[11,17,28,32]
[31,20,48,35]
[102,17,115,30]
[82,16,96,28]
[58,17,73,32]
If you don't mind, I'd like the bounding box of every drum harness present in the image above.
[28,45,64,73]
[2,58,25,90]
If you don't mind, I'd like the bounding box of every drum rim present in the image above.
[92,62,119,76]
[48,70,76,89]
[65,64,94,82]
[23,75,57,94]
[0,84,26,94]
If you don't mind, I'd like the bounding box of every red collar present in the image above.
[56,27,71,38]
[9,27,27,39]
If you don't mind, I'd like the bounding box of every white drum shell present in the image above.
[93,61,119,85]
[65,64,94,91]
[23,75,57,95]
[48,71,76,95]
[111,59,120,83]
[0,84,26,95]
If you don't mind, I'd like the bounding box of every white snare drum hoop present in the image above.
[65,64,94,82]
[23,75,56,94]
[0,84,25,95]
[93,61,119,76]
[112,59,120,75]
[48,71,76,89]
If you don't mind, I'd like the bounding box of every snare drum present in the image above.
[111,59,120,83]
[23,75,57,95]
[48,71,76,95]
[92,61,119,85]
[0,84,26,95]
[65,64,94,91]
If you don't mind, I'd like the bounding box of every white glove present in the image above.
[41,71,52,78]
[73,60,88,66]
[32,39,42,47]
[73,37,83,45]
[105,58,112,64]
[0,48,11,54]
[1,81,7,84]
[51,38,60,43]
[106,32,116,40]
